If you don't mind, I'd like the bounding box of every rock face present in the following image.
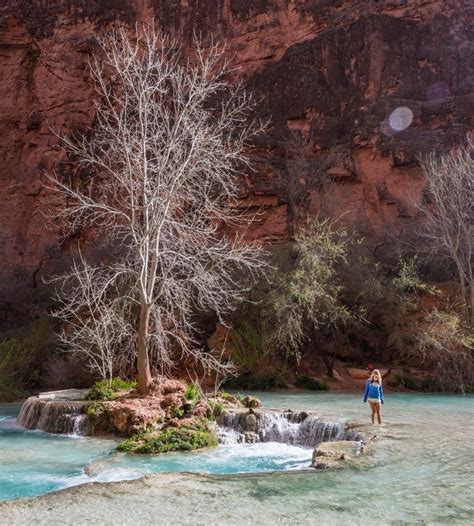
[0,1,472,281]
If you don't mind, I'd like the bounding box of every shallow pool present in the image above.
[1,392,473,525]
[0,400,314,501]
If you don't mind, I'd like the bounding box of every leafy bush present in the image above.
[231,320,268,371]
[415,310,473,393]
[210,401,223,419]
[224,372,287,390]
[0,377,29,403]
[117,421,217,454]
[266,218,356,365]
[387,373,419,390]
[419,377,444,392]
[0,317,54,401]
[86,378,137,401]
[294,374,328,391]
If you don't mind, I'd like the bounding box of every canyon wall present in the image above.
[0,0,472,282]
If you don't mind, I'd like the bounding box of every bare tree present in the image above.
[279,131,312,237]
[418,136,474,325]
[52,255,132,383]
[47,26,266,394]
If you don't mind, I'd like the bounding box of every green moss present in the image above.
[86,401,106,422]
[117,421,217,454]
[294,374,328,391]
[86,378,137,401]
[171,405,185,419]
[184,383,201,403]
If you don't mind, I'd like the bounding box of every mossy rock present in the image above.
[116,421,217,454]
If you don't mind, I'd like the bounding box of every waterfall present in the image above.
[71,414,88,436]
[217,410,365,447]
[17,396,90,435]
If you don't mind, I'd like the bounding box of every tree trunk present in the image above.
[311,324,335,378]
[137,303,152,395]
[455,263,470,325]
[469,281,474,328]
[321,353,335,378]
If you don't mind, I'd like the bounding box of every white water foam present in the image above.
[217,411,362,447]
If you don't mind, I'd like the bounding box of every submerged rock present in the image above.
[311,440,364,469]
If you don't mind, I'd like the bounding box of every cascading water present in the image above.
[217,410,365,447]
[71,414,88,436]
[17,392,91,435]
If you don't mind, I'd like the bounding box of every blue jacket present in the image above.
[363,379,384,403]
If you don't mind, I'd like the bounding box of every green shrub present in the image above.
[171,405,185,419]
[117,422,217,454]
[419,377,443,392]
[387,373,419,390]
[0,317,54,401]
[294,374,328,391]
[224,372,287,390]
[210,401,223,419]
[86,378,137,401]
[231,320,268,371]
[0,377,29,402]
[185,383,201,403]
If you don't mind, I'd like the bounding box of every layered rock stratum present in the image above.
[1,0,472,279]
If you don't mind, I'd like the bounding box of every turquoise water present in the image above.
[0,401,311,501]
[1,392,473,525]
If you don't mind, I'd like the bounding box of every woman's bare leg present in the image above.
[375,402,382,424]
[368,401,376,424]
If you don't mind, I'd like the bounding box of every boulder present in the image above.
[242,396,262,409]
[244,413,257,433]
[153,379,186,396]
[97,398,165,436]
[311,440,364,469]
[160,393,181,409]
[244,431,259,443]
[192,400,211,418]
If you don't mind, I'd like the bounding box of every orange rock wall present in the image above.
[0,0,472,278]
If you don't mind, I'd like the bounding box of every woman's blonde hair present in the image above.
[371,369,382,383]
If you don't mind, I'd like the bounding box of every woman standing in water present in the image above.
[363,369,384,424]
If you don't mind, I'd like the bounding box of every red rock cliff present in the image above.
[0,0,472,278]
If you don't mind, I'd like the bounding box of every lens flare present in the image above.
[426,81,449,103]
[389,107,413,132]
